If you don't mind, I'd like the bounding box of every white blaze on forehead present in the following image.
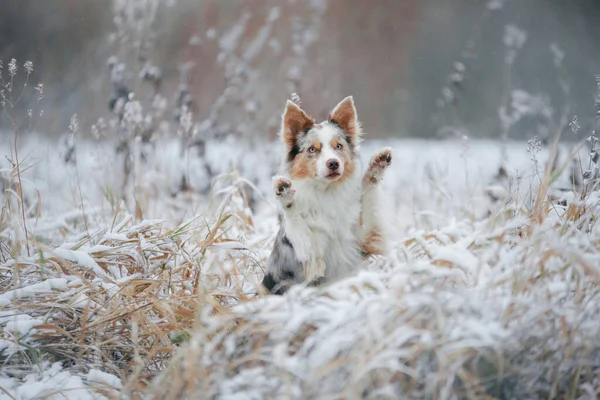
[315,124,339,145]
[315,124,343,179]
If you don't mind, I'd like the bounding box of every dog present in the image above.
[261,96,392,294]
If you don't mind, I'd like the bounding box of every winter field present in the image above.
[2,0,600,398]
[1,131,600,399]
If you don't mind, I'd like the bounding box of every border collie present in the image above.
[261,96,392,294]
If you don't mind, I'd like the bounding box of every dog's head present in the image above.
[281,96,362,183]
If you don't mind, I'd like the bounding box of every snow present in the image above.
[52,248,114,282]
[2,315,44,335]
[1,133,599,398]
[86,369,122,389]
[0,278,68,303]
[5,135,578,257]
[0,362,117,400]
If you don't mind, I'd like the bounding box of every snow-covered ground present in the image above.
[1,133,571,231]
[1,133,599,399]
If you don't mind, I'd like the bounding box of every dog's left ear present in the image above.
[329,96,362,147]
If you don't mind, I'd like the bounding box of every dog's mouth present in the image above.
[325,172,341,181]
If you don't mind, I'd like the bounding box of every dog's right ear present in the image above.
[281,100,314,159]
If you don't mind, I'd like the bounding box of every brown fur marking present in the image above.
[290,151,318,179]
[329,138,344,150]
[310,141,322,152]
[361,228,384,257]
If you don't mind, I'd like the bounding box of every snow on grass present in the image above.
[149,205,600,399]
[51,248,115,282]
[86,368,123,389]
[0,278,68,303]
[2,315,45,335]
[1,134,599,398]
[0,134,572,228]
[0,361,118,400]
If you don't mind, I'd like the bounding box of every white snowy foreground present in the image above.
[1,135,599,399]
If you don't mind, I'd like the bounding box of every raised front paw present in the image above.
[273,176,295,208]
[365,147,393,185]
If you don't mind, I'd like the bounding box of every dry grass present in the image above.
[0,182,268,398]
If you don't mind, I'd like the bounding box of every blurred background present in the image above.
[1,0,599,142]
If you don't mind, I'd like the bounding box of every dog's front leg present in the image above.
[360,147,392,257]
[261,176,302,295]
[273,176,327,285]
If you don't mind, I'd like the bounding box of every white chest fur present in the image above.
[281,173,364,281]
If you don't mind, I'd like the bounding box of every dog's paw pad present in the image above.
[371,147,392,169]
[365,148,392,185]
[273,176,295,207]
[273,177,292,195]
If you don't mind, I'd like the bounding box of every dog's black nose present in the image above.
[327,159,340,170]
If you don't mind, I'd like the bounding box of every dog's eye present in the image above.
[308,146,316,153]
[336,143,343,150]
